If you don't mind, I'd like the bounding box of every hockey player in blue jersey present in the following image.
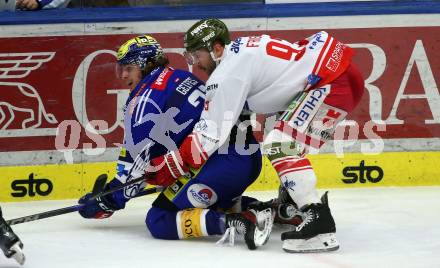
[77,35,273,250]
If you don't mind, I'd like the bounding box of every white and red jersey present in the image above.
[189,31,354,157]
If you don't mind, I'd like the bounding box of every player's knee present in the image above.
[263,129,305,162]
[145,207,179,240]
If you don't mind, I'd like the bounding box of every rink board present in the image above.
[1,7,440,202]
[1,151,439,202]
[1,15,440,163]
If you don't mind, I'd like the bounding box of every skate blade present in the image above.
[282,233,339,253]
[254,208,274,247]
[10,242,25,265]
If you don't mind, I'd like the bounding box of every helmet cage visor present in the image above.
[183,49,209,66]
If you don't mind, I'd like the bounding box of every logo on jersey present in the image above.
[315,33,325,43]
[187,184,217,207]
[230,37,243,53]
[326,41,345,72]
[194,119,208,131]
[290,87,329,130]
[246,36,261,47]
[206,83,218,92]
[308,32,326,50]
[151,68,173,90]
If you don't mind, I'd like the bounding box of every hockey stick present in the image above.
[0,142,162,226]
[2,175,162,226]
[0,175,162,266]
[5,186,162,226]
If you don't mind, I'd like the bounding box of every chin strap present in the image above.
[210,47,226,66]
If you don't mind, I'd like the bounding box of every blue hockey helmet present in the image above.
[117,35,165,69]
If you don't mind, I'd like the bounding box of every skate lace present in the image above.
[216,227,236,246]
[229,219,247,234]
[216,219,246,247]
[295,210,314,232]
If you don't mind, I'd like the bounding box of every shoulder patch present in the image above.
[151,68,174,90]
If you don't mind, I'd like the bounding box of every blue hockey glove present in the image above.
[78,193,120,219]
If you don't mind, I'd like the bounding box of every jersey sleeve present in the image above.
[190,54,254,157]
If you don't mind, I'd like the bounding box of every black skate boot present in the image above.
[0,207,25,265]
[281,192,339,253]
[275,186,303,226]
[218,209,273,250]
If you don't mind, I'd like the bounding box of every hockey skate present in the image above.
[217,208,273,250]
[247,186,303,227]
[281,192,339,253]
[0,207,25,265]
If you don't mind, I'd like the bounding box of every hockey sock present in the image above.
[176,208,225,239]
[271,157,320,208]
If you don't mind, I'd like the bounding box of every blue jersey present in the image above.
[111,66,206,206]
[123,66,205,162]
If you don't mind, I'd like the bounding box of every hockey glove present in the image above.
[145,152,189,187]
[78,193,120,219]
[145,135,209,185]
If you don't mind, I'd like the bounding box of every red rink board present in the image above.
[0,27,439,152]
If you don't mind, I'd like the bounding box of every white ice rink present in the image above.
[1,187,440,268]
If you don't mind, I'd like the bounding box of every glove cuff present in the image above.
[165,151,189,178]
[179,134,208,169]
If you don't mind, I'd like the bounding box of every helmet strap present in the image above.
[209,47,226,67]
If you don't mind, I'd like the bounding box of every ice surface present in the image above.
[1,187,440,268]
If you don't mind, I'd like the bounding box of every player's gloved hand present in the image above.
[78,193,120,219]
[144,153,189,187]
[143,171,175,187]
[144,135,209,186]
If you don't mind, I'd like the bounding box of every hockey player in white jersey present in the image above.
[147,18,365,253]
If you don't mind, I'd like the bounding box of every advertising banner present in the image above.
[1,27,439,153]
[0,14,439,201]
